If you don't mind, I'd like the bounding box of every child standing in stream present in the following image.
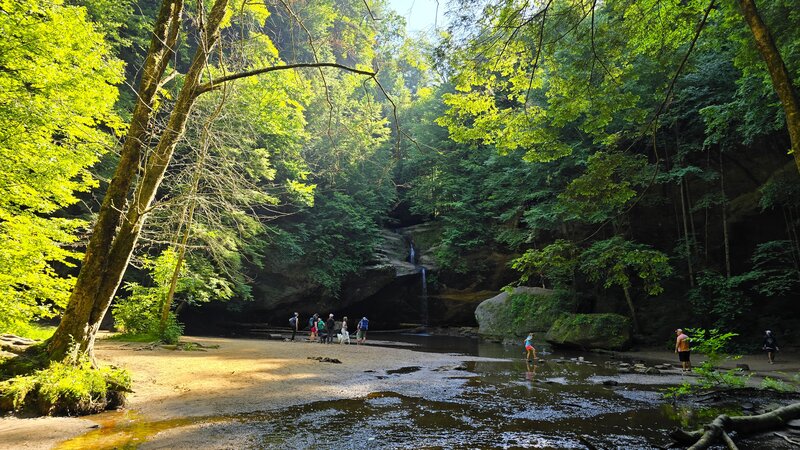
[524,333,537,362]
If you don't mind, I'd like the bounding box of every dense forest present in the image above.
[1,0,799,363]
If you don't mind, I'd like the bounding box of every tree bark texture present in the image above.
[47,0,229,361]
[738,0,800,173]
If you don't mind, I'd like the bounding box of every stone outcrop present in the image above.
[545,313,632,350]
[475,287,571,337]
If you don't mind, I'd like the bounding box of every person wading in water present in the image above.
[675,328,691,372]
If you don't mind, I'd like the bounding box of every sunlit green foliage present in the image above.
[113,249,190,343]
[0,352,130,415]
[0,0,122,330]
[761,377,795,392]
[686,328,749,390]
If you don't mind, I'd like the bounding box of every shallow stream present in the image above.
[58,334,736,449]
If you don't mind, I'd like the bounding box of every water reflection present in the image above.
[59,334,730,449]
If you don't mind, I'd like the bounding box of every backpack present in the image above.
[359,318,368,330]
[289,316,297,327]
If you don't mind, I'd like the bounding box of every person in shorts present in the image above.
[524,333,537,362]
[356,317,369,344]
[675,328,691,372]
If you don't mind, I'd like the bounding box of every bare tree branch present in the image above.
[195,62,376,94]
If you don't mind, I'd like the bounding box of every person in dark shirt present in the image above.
[763,330,779,364]
[326,314,336,344]
[289,312,299,341]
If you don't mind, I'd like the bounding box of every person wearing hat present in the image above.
[674,328,691,372]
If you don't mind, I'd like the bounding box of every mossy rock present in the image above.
[545,313,632,350]
[475,287,571,337]
[0,358,131,416]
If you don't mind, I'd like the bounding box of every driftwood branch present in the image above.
[671,402,800,449]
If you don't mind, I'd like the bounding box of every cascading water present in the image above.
[409,241,428,328]
[420,267,428,328]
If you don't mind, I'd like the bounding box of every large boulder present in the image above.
[475,287,571,338]
[545,313,632,350]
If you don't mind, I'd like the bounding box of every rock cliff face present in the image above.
[183,223,519,333]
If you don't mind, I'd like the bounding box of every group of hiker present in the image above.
[288,312,369,344]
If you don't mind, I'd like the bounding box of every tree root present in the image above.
[774,432,800,446]
[672,402,800,449]
[0,334,38,354]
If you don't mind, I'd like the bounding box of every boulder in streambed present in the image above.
[545,313,632,350]
[475,287,572,338]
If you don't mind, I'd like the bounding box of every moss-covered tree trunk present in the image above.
[738,0,800,174]
[48,0,229,361]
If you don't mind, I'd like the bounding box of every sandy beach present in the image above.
[1,335,798,450]
[0,335,492,450]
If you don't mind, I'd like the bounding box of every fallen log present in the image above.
[670,402,800,449]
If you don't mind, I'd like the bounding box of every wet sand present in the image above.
[1,335,797,450]
[0,335,494,450]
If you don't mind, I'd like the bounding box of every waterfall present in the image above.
[409,240,428,328]
[420,267,428,327]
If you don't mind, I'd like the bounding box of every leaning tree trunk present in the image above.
[47,0,229,362]
[679,178,695,287]
[720,154,731,278]
[738,0,800,174]
[622,285,640,333]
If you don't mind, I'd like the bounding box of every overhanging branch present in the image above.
[195,62,377,95]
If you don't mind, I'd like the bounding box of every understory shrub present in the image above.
[761,377,795,392]
[0,354,130,415]
[665,328,750,400]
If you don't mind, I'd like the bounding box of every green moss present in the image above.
[509,290,571,333]
[476,287,573,337]
[545,313,632,350]
[0,355,131,416]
